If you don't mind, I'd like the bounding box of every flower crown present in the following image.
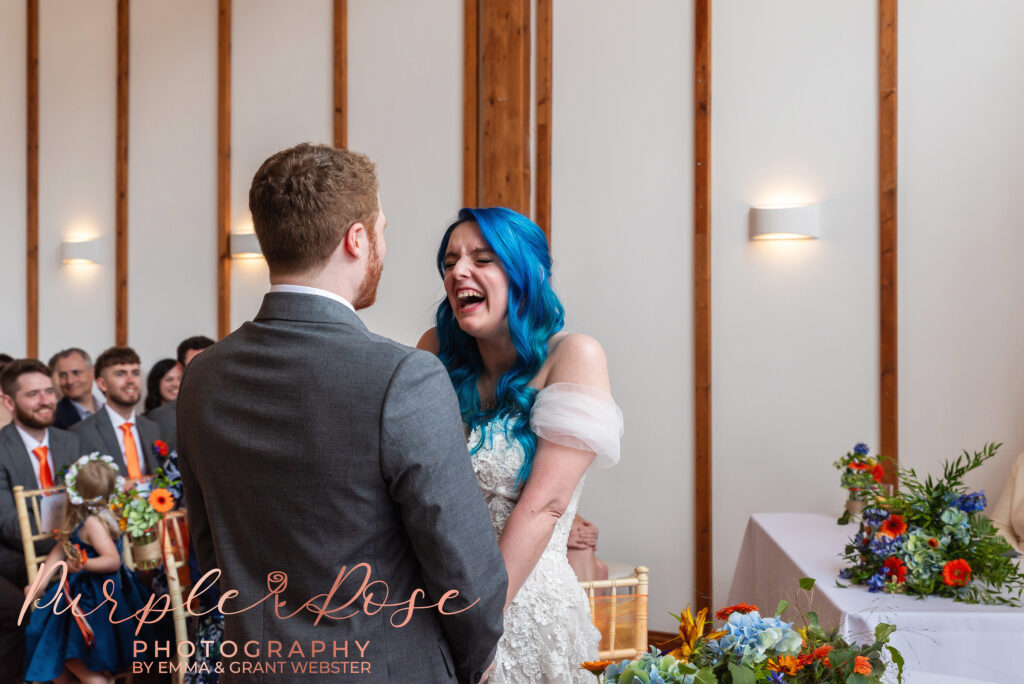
[65,452,125,505]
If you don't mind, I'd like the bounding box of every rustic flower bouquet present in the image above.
[582,579,902,684]
[110,451,180,570]
[837,442,1024,605]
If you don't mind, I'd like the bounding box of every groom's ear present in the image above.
[342,222,366,259]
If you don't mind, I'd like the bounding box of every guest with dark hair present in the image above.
[144,359,182,415]
[177,336,214,367]
[70,347,162,479]
[149,335,214,451]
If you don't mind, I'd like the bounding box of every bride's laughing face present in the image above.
[443,221,509,340]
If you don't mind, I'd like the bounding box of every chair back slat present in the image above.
[579,565,650,660]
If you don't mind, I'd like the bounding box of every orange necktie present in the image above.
[120,423,142,479]
[33,446,53,489]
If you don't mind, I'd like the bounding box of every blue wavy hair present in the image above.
[434,207,565,485]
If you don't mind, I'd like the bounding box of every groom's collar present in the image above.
[255,290,367,331]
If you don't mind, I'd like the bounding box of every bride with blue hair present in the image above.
[418,207,623,683]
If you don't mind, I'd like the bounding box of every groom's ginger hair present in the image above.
[249,143,379,275]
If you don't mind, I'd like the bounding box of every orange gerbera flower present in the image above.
[580,660,614,674]
[149,488,175,514]
[849,461,871,471]
[811,644,833,667]
[854,655,872,675]
[878,514,907,538]
[767,655,801,675]
[927,537,940,548]
[942,559,972,587]
[714,602,758,621]
[872,463,885,483]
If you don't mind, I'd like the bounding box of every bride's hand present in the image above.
[480,661,495,683]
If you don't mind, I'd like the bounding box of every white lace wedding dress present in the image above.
[470,382,623,684]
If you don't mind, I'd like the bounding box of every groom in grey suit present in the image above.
[177,144,506,683]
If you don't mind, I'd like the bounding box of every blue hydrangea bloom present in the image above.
[717,611,802,667]
[955,491,986,514]
[867,571,887,592]
[862,507,890,527]
[853,442,870,455]
[839,567,853,579]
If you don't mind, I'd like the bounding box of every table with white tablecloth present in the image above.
[728,513,1024,684]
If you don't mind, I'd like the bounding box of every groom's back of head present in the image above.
[249,143,379,276]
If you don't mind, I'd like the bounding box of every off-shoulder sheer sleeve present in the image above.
[529,382,623,469]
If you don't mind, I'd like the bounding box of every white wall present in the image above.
[230,0,333,332]
[0,0,26,357]
[900,0,1024,497]
[129,0,218,369]
[348,0,461,345]
[38,0,116,362]
[552,0,693,631]
[711,0,878,607]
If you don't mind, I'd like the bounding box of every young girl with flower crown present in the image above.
[23,453,155,684]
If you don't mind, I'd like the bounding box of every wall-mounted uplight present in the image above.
[61,238,103,264]
[230,233,263,259]
[749,204,821,241]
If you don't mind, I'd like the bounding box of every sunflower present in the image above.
[149,487,175,514]
[767,655,801,675]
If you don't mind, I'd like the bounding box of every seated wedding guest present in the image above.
[992,451,1024,554]
[148,335,214,450]
[143,358,181,415]
[0,358,80,678]
[49,347,104,430]
[567,514,609,583]
[70,347,162,479]
[0,354,12,427]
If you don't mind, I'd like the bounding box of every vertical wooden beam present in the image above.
[463,0,479,207]
[26,0,39,358]
[217,0,231,339]
[879,0,898,483]
[115,0,129,346]
[535,0,552,241]
[693,0,712,613]
[477,0,530,213]
[333,0,346,149]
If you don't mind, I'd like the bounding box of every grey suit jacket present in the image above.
[0,424,79,585]
[177,293,507,684]
[70,408,163,477]
[147,399,176,451]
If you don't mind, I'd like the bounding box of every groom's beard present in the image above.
[353,238,383,310]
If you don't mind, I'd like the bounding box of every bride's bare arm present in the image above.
[497,334,609,610]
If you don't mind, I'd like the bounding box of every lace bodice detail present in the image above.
[468,382,623,684]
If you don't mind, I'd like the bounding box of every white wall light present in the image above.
[749,204,821,241]
[61,238,103,264]
[230,233,263,259]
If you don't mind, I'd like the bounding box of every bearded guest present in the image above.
[0,359,81,678]
[49,348,104,431]
[70,347,163,479]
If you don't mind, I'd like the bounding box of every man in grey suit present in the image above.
[0,359,81,678]
[147,335,214,451]
[177,144,506,684]
[71,347,163,478]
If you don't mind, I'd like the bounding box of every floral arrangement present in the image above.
[834,442,885,512]
[111,466,179,537]
[582,579,902,684]
[837,442,1024,605]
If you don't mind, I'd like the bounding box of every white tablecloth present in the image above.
[728,513,1024,684]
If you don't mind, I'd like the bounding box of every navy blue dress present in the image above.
[24,522,155,681]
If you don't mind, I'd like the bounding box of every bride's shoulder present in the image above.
[416,327,440,354]
[541,333,609,391]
